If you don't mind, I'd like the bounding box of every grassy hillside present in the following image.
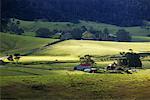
[33,40,150,57]
[15,19,150,36]
[1,33,149,62]
[0,33,57,56]
[1,32,150,99]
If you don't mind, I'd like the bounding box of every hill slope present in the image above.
[17,19,150,37]
[0,33,57,56]
[33,40,150,57]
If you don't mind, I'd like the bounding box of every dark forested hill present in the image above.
[1,0,150,26]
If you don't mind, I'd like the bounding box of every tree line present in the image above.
[35,27,132,42]
[2,0,150,26]
[0,19,132,42]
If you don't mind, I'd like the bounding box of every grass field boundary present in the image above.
[22,39,64,56]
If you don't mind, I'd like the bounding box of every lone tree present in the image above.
[116,29,131,42]
[125,49,142,68]
[118,49,142,68]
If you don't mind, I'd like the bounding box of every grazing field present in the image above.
[1,34,149,62]
[0,33,57,56]
[1,33,150,100]
[0,60,150,100]
[15,19,150,36]
[33,40,150,57]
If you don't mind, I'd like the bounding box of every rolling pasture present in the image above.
[33,40,150,57]
[1,33,149,63]
[0,34,150,100]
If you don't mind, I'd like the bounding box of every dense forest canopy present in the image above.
[1,0,150,26]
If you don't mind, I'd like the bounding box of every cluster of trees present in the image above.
[2,0,150,26]
[0,19,24,35]
[35,28,51,38]
[35,26,86,39]
[35,27,131,42]
[119,49,142,68]
[141,20,150,30]
[0,18,131,42]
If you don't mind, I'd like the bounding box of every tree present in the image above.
[118,49,142,68]
[103,28,109,35]
[116,29,131,42]
[2,0,149,26]
[141,20,150,30]
[50,29,59,36]
[36,28,51,38]
[125,50,142,68]
[51,34,61,39]
[81,26,87,32]
[71,28,83,39]
[9,23,24,35]
[16,20,20,25]
[60,32,73,40]
[102,28,109,40]
[95,30,102,40]
[16,28,24,35]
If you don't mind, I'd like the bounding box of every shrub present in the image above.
[36,28,51,38]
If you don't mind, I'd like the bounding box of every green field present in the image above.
[132,36,150,42]
[1,33,150,100]
[14,19,150,37]
[0,33,57,56]
[0,61,150,100]
[1,33,150,62]
[33,40,150,57]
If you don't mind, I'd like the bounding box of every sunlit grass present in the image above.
[34,40,150,56]
[3,56,78,63]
